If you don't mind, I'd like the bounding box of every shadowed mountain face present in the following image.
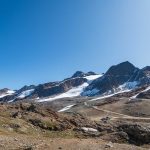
[0,61,150,102]
[137,90,150,99]
[83,61,150,96]
[83,61,138,95]
[105,61,137,76]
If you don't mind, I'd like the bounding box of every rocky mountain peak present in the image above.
[86,71,97,76]
[71,71,85,78]
[105,61,137,76]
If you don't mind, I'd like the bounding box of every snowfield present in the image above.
[17,89,35,99]
[0,90,15,98]
[38,83,89,102]
[83,74,102,82]
[38,74,102,102]
[8,89,35,103]
[58,104,75,112]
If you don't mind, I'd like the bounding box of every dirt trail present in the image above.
[92,106,150,121]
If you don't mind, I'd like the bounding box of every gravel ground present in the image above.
[0,134,148,150]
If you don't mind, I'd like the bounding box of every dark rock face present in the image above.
[128,67,150,86]
[105,61,137,76]
[85,71,97,76]
[71,71,85,78]
[137,90,150,99]
[118,124,150,145]
[84,61,138,95]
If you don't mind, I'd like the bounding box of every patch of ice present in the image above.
[17,89,35,99]
[84,74,102,81]
[0,90,15,98]
[118,81,139,91]
[58,104,75,112]
[8,89,35,103]
[7,90,15,94]
[130,86,150,100]
[82,88,99,96]
[81,127,98,132]
[90,89,131,101]
[8,99,15,103]
[90,94,116,101]
[130,94,139,99]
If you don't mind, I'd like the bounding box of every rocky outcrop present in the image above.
[118,123,150,145]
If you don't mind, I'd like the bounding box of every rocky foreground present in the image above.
[0,102,150,150]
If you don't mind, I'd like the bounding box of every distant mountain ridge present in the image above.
[0,61,150,102]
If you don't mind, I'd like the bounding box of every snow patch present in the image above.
[130,86,150,100]
[130,94,139,99]
[17,89,35,99]
[38,83,88,102]
[118,81,139,91]
[90,89,131,101]
[84,74,102,81]
[82,88,99,96]
[0,90,15,98]
[81,127,98,132]
[58,104,75,112]
[8,89,35,103]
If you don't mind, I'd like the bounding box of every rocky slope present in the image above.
[0,102,150,149]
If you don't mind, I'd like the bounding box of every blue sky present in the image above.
[0,0,150,89]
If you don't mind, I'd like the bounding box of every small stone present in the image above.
[14,138,18,141]
[105,142,113,148]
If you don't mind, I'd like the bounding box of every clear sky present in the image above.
[0,0,150,89]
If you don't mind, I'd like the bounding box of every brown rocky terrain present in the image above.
[0,100,150,149]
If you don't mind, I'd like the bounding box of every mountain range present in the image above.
[0,61,150,103]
